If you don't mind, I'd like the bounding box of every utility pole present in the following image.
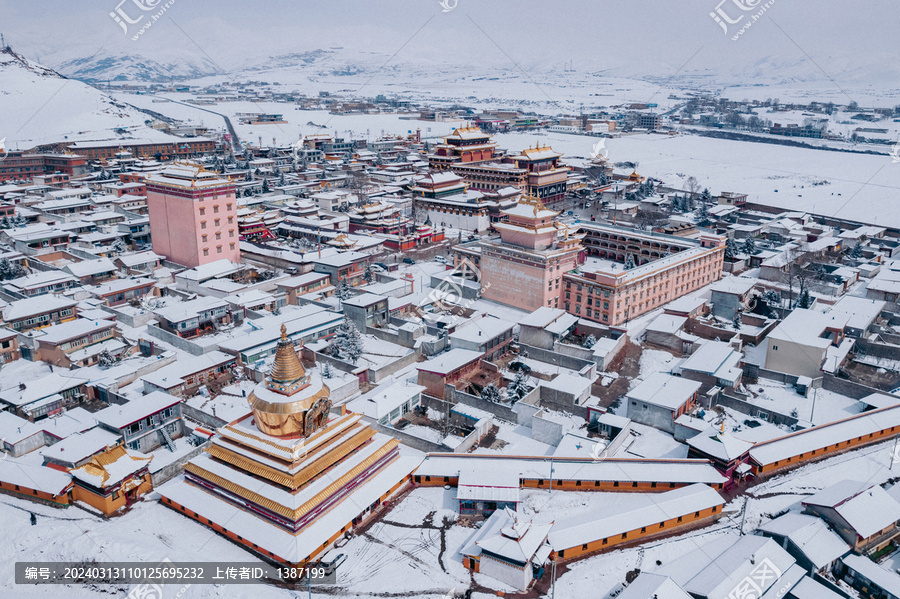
[550,556,557,599]
[738,496,748,535]
[892,435,900,471]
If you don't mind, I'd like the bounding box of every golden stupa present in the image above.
[247,324,331,438]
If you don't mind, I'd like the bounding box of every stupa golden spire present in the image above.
[247,323,331,438]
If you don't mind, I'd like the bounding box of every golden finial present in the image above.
[280,323,288,341]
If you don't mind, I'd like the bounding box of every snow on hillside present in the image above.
[0,49,174,148]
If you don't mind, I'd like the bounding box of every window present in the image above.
[203,248,209,256]
[213,205,219,213]
[216,232,221,240]
[199,207,205,215]
[226,203,232,211]
[228,216,234,224]
[200,221,207,230]
[229,243,236,250]
[229,229,235,237]
[772,345,778,351]
[201,234,208,243]
[217,246,222,254]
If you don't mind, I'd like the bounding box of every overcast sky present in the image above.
[2,0,897,88]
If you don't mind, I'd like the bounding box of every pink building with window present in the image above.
[147,163,240,268]
[470,194,583,312]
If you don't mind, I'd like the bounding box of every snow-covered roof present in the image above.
[62,257,116,278]
[116,250,163,268]
[345,381,426,420]
[0,372,88,408]
[416,349,483,376]
[449,315,514,344]
[767,308,849,349]
[141,352,235,390]
[749,404,900,467]
[758,512,850,569]
[686,428,753,463]
[842,554,900,597]
[0,460,72,495]
[617,573,691,599]
[626,373,701,410]
[549,484,724,551]
[647,313,688,335]
[457,466,520,504]
[709,276,756,296]
[70,444,152,488]
[414,454,727,485]
[665,534,796,599]
[828,295,885,331]
[677,341,742,377]
[3,294,78,322]
[93,391,181,430]
[35,318,116,345]
[0,411,44,444]
[40,427,121,465]
[803,480,900,539]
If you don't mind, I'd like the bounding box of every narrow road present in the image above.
[159,97,241,152]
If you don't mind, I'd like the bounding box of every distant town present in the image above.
[2,22,900,599]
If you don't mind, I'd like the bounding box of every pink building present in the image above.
[147,163,240,268]
[465,194,583,312]
[563,224,726,327]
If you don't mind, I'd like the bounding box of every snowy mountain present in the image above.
[0,48,180,148]
[56,51,223,83]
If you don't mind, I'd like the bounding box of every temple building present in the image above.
[347,200,411,236]
[427,126,499,171]
[508,143,569,205]
[452,194,584,312]
[159,325,419,565]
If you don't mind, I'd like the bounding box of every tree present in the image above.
[362,265,374,283]
[795,289,813,309]
[583,334,597,349]
[732,311,742,330]
[335,278,352,300]
[261,178,270,193]
[623,254,637,270]
[110,238,128,255]
[506,371,530,402]
[278,172,286,186]
[0,258,25,281]
[724,237,738,260]
[685,176,700,204]
[97,350,116,368]
[742,237,757,256]
[321,363,334,379]
[0,216,9,229]
[480,383,501,403]
[849,241,864,259]
[330,321,364,364]
[695,194,711,227]
[244,170,253,182]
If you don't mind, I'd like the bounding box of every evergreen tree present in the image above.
[0,216,9,229]
[261,178,270,193]
[623,254,637,270]
[583,334,597,349]
[111,238,127,255]
[742,237,757,255]
[732,311,742,330]
[695,199,711,226]
[321,363,334,379]
[335,278,352,300]
[278,172,286,186]
[362,265,374,283]
[724,238,738,260]
[0,258,24,281]
[506,371,530,402]
[331,321,364,364]
[849,241,864,259]
[244,170,253,182]
[98,350,116,368]
[796,289,813,309]
[480,383,501,403]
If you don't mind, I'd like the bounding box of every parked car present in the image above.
[402,257,416,265]
[434,256,448,264]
